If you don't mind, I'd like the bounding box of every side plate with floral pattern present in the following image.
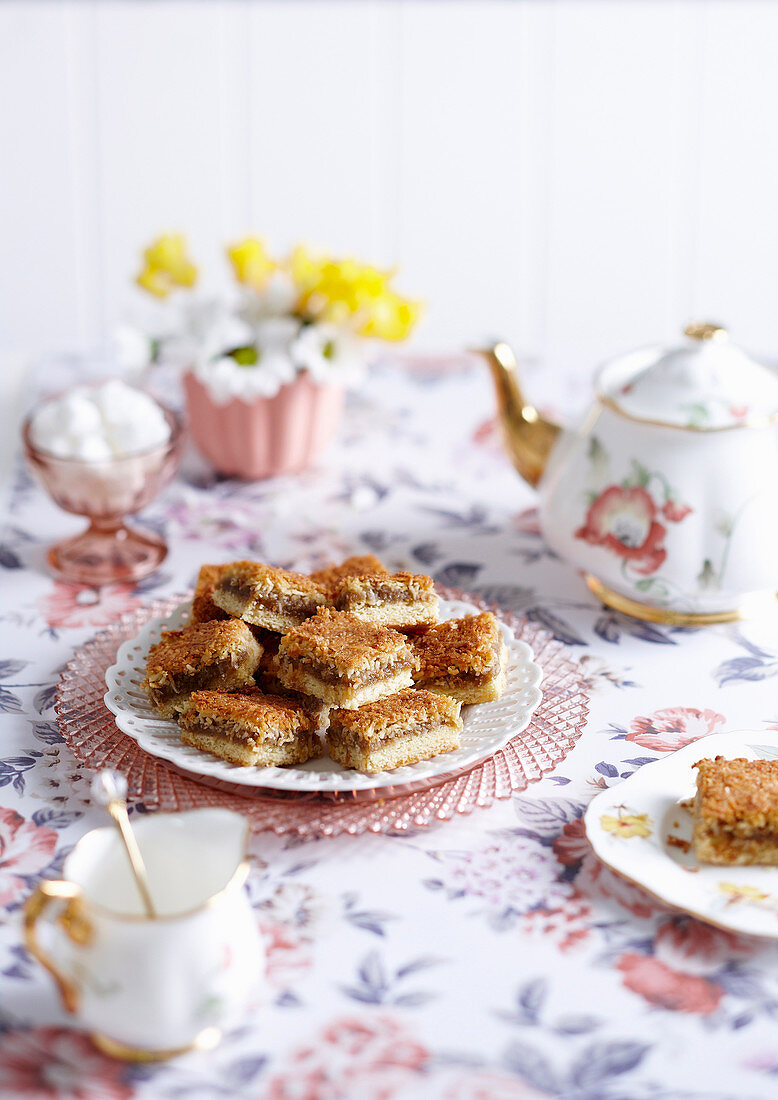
[585,732,778,939]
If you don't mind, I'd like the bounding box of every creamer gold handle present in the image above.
[24,880,92,1014]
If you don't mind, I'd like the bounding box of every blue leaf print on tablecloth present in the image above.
[0,544,22,569]
[512,798,586,841]
[33,682,58,713]
[32,721,64,744]
[715,655,778,686]
[341,950,442,1006]
[0,756,39,793]
[502,1041,560,1093]
[525,606,586,646]
[570,1040,650,1089]
[434,562,483,588]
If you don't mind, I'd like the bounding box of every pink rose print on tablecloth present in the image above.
[430,834,573,917]
[616,953,723,1015]
[39,582,141,631]
[627,706,725,752]
[616,916,752,1016]
[0,808,57,906]
[0,1026,132,1100]
[265,1014,429,1100]
[653,917,753,975]
[258,918,312,990]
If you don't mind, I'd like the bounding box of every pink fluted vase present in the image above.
[183,371,344,479]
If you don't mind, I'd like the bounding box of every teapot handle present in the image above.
[24,880,93,1014]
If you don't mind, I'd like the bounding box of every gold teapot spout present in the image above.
[476,342,561,487]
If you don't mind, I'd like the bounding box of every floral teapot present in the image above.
[483,324,778,625]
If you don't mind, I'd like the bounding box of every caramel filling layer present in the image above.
[282,655,410,689]
[152,657,242,700]
[221,579,320,617]
[331,719,456,750]
[336,586,421,610]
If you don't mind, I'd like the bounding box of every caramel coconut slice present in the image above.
[276,608,414,709]
[692,757,778,865]
[190,563,232,624]
[332,571,439,629]
[143,619,262,719]
[410,612,508,704]
[327,689,462,773]
[213,561,326,633]
[179,687,322,767]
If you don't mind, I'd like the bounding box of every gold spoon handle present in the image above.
[107,800,156,919]
[91,770,157,919]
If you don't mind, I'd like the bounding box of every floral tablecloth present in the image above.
[2,360,778,1100]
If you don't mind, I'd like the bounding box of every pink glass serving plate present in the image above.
[56,588,590,837]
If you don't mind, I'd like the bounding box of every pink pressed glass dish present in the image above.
[22,400,183,585]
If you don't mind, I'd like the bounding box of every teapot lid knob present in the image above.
[684,321,729,342]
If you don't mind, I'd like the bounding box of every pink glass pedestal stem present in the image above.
[48,518,168,586]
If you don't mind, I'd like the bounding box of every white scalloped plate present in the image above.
[104,598,543,794]
[585,731,778,938]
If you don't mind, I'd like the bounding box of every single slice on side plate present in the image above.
[410,611,508,704]
[276,608,414,709]
[692,756,778,865]
[213,560,326,632]
[190,563,232,623]
[179,687,322,767]
[327,689,462,773]
[143,619,262,718]
[332,571,439,628]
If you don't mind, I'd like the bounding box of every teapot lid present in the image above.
[598,323,778,429]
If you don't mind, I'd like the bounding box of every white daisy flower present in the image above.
[291,322,366,384]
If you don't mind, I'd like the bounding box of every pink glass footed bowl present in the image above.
[183,370,344,480]
[22,401,183,586]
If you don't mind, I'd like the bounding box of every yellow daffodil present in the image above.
[287,247,419,340]
[136,234,198,298]
[227,237,275,291]
[289,245,327,299]
[599,809,652,839]
[358,291,421,341]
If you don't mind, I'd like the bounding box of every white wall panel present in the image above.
[396,1,528,350]
[246,1,382,260]
[543,1,697,375]
[0,3,82,352]
[695,2,778,357]
[94,0,235,331]
[1,0,778,373]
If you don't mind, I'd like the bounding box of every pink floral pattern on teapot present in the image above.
[575,459,692,578]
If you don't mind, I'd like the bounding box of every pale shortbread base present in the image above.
[181,726,322,767]
[691,826,778,865]
[417,642,509,705]
[214,589,314,633]
[327,723,460,774]
[276,663,413,710]
[345,599,439,629]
